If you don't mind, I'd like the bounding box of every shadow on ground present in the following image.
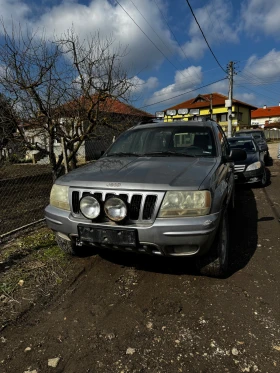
[227,185,259,276]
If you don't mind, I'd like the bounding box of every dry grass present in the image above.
[0,227,72,330]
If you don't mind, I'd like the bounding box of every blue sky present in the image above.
[1,0,280,114]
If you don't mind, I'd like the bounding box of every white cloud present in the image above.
[231,50,280,107]
[0,0,181,105]
[242,49,280,81]
[129,76,158,94]
[0,0,31,27]
[181,37,206,60]
[241,0,280,37]
[0,0,177,74]
[145,77,159,90]
[234,92,256,105]
[145,65,203,107]
[196,79,228,97]
[181,0,239,60]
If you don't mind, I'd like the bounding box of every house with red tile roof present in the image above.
[22,97,152,163]
[57,94,153,121]
[251,105,280,128]
[161,93,257,133]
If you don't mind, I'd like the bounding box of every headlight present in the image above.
[246,161,261,171]
[159,191,211,217]
[50,184,70,211]
[104,197,127,222]
[80,195,101,219]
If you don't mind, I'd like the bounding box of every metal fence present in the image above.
[0,167,53,237]
[0,138,112,239]
[264,129,280,140]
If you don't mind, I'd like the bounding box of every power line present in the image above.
[152,0,202,82]
[129,0,173,55]
[128,0,199,86]
[140,77,227,109]
[238,71,280,97]
[235,83,276,104]
[185,0,227,73]
[115,0,206,85]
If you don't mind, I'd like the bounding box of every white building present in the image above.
[251,104,280,127]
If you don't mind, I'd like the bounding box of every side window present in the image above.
[217,126,230,157]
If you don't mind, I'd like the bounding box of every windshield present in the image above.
[228,138,257,152]
[235,131,265,140]
[105,125,217,157]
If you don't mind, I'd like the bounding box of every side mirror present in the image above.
[228,148,247,161]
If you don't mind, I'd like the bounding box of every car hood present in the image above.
[57,156,217,191]
[234,152,259,165]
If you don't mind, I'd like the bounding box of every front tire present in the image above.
[259,168,267,187]
[196,209,229,278]
[55,233,77,255]
[264,152,270,165]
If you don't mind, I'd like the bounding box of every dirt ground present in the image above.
[0,157,280,372]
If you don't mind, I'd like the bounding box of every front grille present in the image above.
[72,191,80,214]
[129,195,142,220]
[70,188,163,223]
[234,165,245,172]
[143,195,157,220]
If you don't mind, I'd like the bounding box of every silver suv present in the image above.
[45,120,245,277]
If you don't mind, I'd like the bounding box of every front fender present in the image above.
[210,166,234,213]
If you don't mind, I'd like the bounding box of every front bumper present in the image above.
[234,167,264,184]
[45,205,221,257]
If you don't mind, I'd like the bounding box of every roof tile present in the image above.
[165,92,258,111]
[251,106,280,119]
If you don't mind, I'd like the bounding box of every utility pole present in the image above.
[210,93,213,119]
[227,61,234,137]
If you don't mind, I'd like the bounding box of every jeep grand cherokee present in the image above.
[45,120,245,277]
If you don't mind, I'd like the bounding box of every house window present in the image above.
[220,113,227,122]
[237,112,243,121]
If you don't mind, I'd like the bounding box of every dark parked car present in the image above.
[228,137,267,186]
[45,120,246,277]
[234,129,270,163]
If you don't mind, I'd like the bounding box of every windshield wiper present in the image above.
[142,151,195,157]
[106,152,141,157]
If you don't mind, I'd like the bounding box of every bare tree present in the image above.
[0,94,16,142]
[0,23,137,179]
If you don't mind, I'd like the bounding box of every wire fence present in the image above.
[0,137,113,239]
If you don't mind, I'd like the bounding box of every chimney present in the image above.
[263,105,267,109]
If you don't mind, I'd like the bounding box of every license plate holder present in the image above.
[78,225,138,247]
